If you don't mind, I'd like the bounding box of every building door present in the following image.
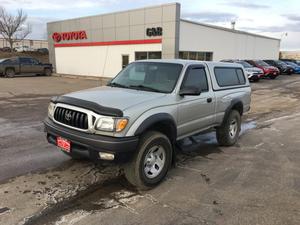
[122,55,129,69]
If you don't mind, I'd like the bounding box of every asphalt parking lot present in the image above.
[1,75,300,225]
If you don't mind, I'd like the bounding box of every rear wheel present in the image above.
[124,131,172,190]
[270,75,276,79]
[5,68,15,78]
[216,110,241,146]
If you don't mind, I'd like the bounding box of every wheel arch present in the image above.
[5,67,15,73]
[221,99,243,126]
[134,113,177,145]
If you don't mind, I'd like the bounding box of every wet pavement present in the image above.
[1,75,300,225]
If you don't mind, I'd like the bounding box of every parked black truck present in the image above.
[0,57,52,78]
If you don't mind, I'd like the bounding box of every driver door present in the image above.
[177,65,215,138]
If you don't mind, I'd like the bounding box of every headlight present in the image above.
[95,117,128,132]
[48,102,55,119]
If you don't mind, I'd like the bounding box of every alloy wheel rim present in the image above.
[229,119,238,138]
[144,145,166,179]
[7,70,14,77]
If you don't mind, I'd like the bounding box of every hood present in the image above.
[64,86,166,111]
[264,66,278,71]
[42,63,52,67]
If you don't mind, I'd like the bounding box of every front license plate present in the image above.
[57,137,71,153]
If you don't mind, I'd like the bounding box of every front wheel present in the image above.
[124,131,172,190]
[216,110,241,146]
[5,68,15,78]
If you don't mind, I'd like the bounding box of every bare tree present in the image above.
[0,7,31,51]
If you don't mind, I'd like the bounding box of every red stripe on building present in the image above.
[54,39,162,47]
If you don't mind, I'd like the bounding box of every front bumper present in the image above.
[44,117,139,163]
[248,74,259,81]
[265,71,279,77]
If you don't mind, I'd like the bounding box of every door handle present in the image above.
[207,98,212,103]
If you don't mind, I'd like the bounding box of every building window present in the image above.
[148,51,161,59]
[122,55,129,69]
[135,51,162,60]
[179,51,213,61]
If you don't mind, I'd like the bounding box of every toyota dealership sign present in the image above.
[52,31,87,43]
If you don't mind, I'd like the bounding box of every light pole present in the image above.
[279,32,288,59]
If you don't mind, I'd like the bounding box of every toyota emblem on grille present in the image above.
[65,112,72,121]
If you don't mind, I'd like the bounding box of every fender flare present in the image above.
[134,113,177,143]
[221,99,243,126]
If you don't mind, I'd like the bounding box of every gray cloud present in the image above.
[239,22,300,33]
[282,14,300,22]
[182,11,238,23]
[223,1,270,9]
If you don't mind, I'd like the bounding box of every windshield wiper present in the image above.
[129,85,162,93]
[108,82,129,89]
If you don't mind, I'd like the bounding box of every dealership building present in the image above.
[47,2,280,81]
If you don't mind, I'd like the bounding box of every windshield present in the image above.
[275,60,286,66]
[255,60,269,67]
[236,61,252,68]
[0,59,8,63]
[108,62,183,93]
[286,62,297,67]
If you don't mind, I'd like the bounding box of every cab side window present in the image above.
[20,58,32,64]
[181,66,209,92]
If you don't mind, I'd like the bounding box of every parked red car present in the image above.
[245,60,279,79]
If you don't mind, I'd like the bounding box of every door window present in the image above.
[181,66,209,92]
[20,58,32,64]
[31,58,39,65]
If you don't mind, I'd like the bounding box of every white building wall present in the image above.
[179,21,280,60]
[55,43,162,77]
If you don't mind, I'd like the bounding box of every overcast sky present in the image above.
[1,0,299,50]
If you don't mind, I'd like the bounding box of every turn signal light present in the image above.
[116,119,128,132]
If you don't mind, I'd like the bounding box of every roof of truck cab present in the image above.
[136,59,242,68]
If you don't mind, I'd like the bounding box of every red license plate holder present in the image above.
[57,137,71,153]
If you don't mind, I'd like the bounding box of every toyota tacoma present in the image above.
[44,59,251,189]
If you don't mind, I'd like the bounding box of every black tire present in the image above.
[124,131,172,190]
[44,68,52,76]
[216,110,241,146]
[253,77,260,82]
[5,68,15,78]
[270,76,276,79]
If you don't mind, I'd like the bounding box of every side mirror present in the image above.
[179,86,201,96]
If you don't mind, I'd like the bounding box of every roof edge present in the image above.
[180,19,280,41]
[47,2,180,25]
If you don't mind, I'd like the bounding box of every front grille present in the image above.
[54,107,88,130]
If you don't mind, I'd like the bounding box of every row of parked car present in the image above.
[221,59,300,82]
[0,46,49,54]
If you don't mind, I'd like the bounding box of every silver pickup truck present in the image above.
[44,59,251,189]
